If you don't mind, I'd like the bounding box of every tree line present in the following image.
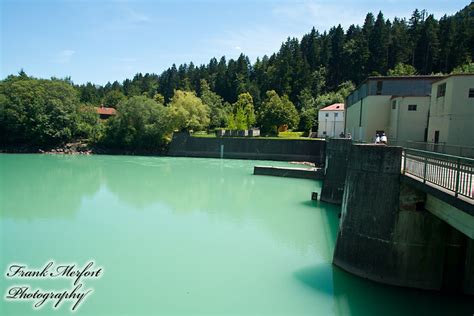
[77,4,473,108]
[1,4,473,150]
[0,73,306,149]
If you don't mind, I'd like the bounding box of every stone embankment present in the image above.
[0,142,93,155]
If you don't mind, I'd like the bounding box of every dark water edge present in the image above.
[0,144,168,156]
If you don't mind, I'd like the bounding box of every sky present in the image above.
[0,0,469,85]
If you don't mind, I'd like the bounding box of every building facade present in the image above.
[345,76,443,143]
[318,103,344,138]
[388,96,430,144]
[427,74,474,147]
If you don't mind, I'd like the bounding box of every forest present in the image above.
[76,5,473,106]
[1,4,473,150]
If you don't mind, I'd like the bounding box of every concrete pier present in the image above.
[332,144,472,292]
[253,165,324,180]
[320,138,352,204]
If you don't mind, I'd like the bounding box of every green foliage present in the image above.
[153,93,165,105]
[104,96,172,149]
[0,75,80,146]
[258,90,299,135]
[387,63,418,76]
[73,3,473,113]
[451,60,474,74]
[168,90,210,131]
[4,4,474,147]
[74,104,102,141]
[200,80,228,128]
[297,88,318,131]
[226,113,236,130]
[103,90,125,108]
[314,81,354,109]
[228,92,256,130]
[299,107,318,132]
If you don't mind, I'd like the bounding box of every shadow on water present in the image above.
[294,261,474,316]
[294,199,474,316]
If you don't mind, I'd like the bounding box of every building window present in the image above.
[469,88,474,98]
[408,104,417,111]
[325,113,329,117]
[334,113,338,117]
[323,131,326,135]
[392,100,396,109]
[376,81,383,95]
[437,83,446,97]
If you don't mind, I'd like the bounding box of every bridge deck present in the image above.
[401,148,474,214]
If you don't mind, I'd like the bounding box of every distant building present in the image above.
[345,76,443,143]
[95,106,117,119]
[318,103,344,138]
[427,74,474,147]
[388,96,431,144]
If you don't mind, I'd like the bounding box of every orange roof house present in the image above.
[318,103,345,138]
[320,103,345,111]
[95,106,117,119]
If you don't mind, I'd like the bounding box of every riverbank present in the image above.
[0,142,168,156]
[0,142,93,155]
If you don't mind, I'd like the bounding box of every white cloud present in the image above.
[272,1,367,30]
[208,26,293,61]
[127,9,150,23]
[54,49,75,64]
[100,6,151,32]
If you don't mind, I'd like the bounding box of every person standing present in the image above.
[381,133,387,144]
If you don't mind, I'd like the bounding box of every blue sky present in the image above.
[1,0,468,85]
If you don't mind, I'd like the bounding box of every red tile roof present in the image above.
[320,103,344,111]
[95,107,117,115]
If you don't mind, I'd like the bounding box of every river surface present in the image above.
[0,154,472,315]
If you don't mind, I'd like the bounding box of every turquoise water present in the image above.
[0,154,473,315]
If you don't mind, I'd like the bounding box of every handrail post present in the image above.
[423,156,427,183]
[403,150,407,175]
[454,158,461,197]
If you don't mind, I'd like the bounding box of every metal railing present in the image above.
[402,148,474,200]
[405,141,474,159]
[384,140,474,158]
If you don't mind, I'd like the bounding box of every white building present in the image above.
[427,74,474,147]
[318,103,345,138]
[345,76,441,143]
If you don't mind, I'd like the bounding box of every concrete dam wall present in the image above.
[168,132,326,164]
[331,144,473,294]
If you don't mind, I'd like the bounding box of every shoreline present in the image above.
[0,143,168,156]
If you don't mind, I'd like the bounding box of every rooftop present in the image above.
[320,103,344,111]
[96,106,117,116]
[432,73,474,83]
[366,75,445,81]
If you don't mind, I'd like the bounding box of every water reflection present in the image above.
[2,154,473,315]
[1,155,337,255]
[101,156,340,253]
[0,154,101,219]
